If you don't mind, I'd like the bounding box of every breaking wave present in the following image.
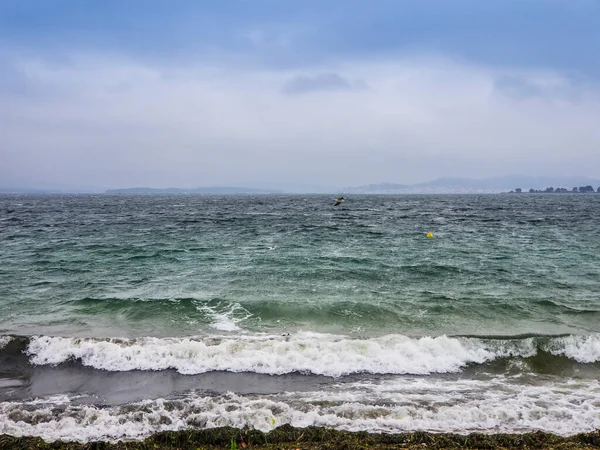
[1,332,599,377]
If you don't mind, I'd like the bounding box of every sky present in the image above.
[1,0,600,191]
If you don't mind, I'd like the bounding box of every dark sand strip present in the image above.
[2,425,600,449]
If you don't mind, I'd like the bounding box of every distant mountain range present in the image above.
[343,176,600,194]
[2,176,600,195]
[104,187,282,195]
[0,188,58,194]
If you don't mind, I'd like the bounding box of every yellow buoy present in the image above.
[426,232,434,238]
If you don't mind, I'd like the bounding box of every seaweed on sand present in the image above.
[1,425,600,449]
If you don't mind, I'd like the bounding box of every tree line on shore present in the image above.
[509,185,600,193]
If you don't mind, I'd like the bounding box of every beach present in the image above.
[2,426,600,449]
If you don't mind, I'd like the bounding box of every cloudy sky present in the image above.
[1,0,599,191]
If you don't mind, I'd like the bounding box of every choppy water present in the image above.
[1,194,599,441]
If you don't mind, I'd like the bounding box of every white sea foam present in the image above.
[0,336,11,349]
[546,334,600,363]
[24,332,543,376]
[196,302,253,332]
[1,377,599,442]
[23,333,600,376]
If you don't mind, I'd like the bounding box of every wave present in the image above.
[65,295,600,340]
[72,297,252,330]
[1,332,599,377]
[2,376,600,442]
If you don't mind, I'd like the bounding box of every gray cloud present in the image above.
[494,76,546,99]
[282,73,368,94]
[1,54,599,191]
[493,74,592,101]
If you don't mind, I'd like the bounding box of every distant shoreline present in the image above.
[2,191,600,196]
[507,186,599,194]
[4,176,600,195]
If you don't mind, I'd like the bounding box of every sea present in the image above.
[1,193,599,442]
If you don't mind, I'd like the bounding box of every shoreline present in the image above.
[2,426,600,449]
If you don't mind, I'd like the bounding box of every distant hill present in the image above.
[104,187,282,195]
[0,187,63,194]
[343,183,410,194]
[344,176,600,194]
[4,176,600,195]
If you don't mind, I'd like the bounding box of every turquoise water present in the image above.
[1,194,600,440]
[2,194,599,337]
